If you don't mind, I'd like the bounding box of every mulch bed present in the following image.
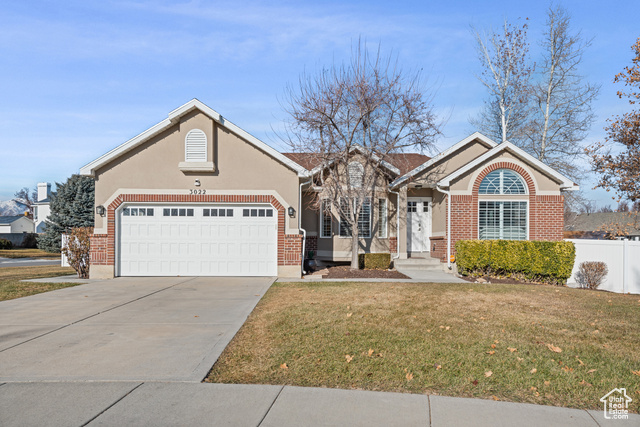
[320,265,409,279]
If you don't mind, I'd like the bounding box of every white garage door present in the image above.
[118,204,278,276]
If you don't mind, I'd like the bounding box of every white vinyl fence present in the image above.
[566,239,640,294]
[61,233,69,267]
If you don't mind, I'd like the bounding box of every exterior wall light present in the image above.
[96,205,106,216]
[194,179,201,187]
[288,206,296,218]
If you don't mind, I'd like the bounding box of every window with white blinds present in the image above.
[185,129,207,162]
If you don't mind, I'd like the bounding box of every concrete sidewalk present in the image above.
[1,382,635,427]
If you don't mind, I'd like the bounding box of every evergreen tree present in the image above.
[38,175,95,252]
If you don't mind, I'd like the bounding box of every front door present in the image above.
[407,198,432,254]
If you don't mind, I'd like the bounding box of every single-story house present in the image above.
[81,99,577,279]
[0,215,34,233]
[33,182,52,233]
[565,212,640,240]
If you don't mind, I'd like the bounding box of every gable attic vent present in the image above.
[185,129,207,162]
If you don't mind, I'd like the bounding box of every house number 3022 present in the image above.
[189,189,206,195]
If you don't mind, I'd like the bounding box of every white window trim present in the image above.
[478,199,529,241]
[478,169,528,195]
[348,162,364,188]
[338,198,372,238]
[320,200,332,238]
[377,198,387,238]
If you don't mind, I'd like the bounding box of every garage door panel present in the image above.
[119,204,278,277]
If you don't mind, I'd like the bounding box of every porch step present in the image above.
[394,256,443,271]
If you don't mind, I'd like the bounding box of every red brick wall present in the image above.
[305,235,318,256]
[430,236,446,262]
[91,193,302,273]
[445,162,564,260]
[389,236,397,254]
[90,234,110,265]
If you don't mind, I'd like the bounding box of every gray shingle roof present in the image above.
[0,215,26,224]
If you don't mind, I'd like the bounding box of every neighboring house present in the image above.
[33,182,52,233]
[81,99,578,279]
[0,215,35,233]
[565,212,640,240]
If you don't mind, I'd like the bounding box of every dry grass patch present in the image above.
[0,249,60,259]
[207,281,640,412]
[0,266,77,301]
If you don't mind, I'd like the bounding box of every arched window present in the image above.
[348,162,364,188]
[479,169,526,194]
[478,168,528,240]
[185,129,207,162]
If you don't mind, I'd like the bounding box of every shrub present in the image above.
[62,227,92,279]
[20,233,38,248]
[455,240,576,285]
[575,261,608,290]
[358,253,391,270]
[0,238,12,249]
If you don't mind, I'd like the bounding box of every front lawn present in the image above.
[0,248,60,259]
[207,281,640,412]
[0,266,78,301]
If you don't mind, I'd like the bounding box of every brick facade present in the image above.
[429,236,446,262]
[305,235,318,257]
[444,162,564,260]
[90,193,302,274]
[389,236,397,254]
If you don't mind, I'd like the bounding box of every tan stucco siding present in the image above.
[449,151,563,194]
[93,111,299,230]
[313,193,399,260]
[411,140,490,186]
[301,191,319,234]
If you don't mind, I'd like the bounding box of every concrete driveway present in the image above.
[0,276,274,382]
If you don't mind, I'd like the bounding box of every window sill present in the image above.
[178,161,215,172]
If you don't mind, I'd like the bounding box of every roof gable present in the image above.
[80,99,308,177]
[391,132,498,188]
[436,141,579,191]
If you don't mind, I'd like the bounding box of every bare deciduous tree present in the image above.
[522,6,600,180]
[13,186,38,219]
[283,42,441,269]
[588,37,640,202]
[470,20,533,143]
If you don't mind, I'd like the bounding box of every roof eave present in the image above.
[79,99,309,177]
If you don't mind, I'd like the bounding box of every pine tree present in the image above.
[37,175,95,253]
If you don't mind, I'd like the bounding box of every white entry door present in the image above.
[118,204,278,276]
[407,198,432,253]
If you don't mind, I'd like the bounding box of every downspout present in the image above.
[437,184,452,270]
[389,189,401,260]
[299,178,313,276]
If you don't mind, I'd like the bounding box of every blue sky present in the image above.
[0,0,638,206]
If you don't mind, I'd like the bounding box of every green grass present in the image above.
[0,265,78,301]
[207,281,640,412]
[0,248,60,259]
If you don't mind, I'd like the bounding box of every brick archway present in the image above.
[470,163,535,240]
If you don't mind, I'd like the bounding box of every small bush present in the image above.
[20,233,38,248]
[455,240,576,285]
[358,253,391,270]
[575,261,608,290]
[0,238,13,249]
[62,227,92,279]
